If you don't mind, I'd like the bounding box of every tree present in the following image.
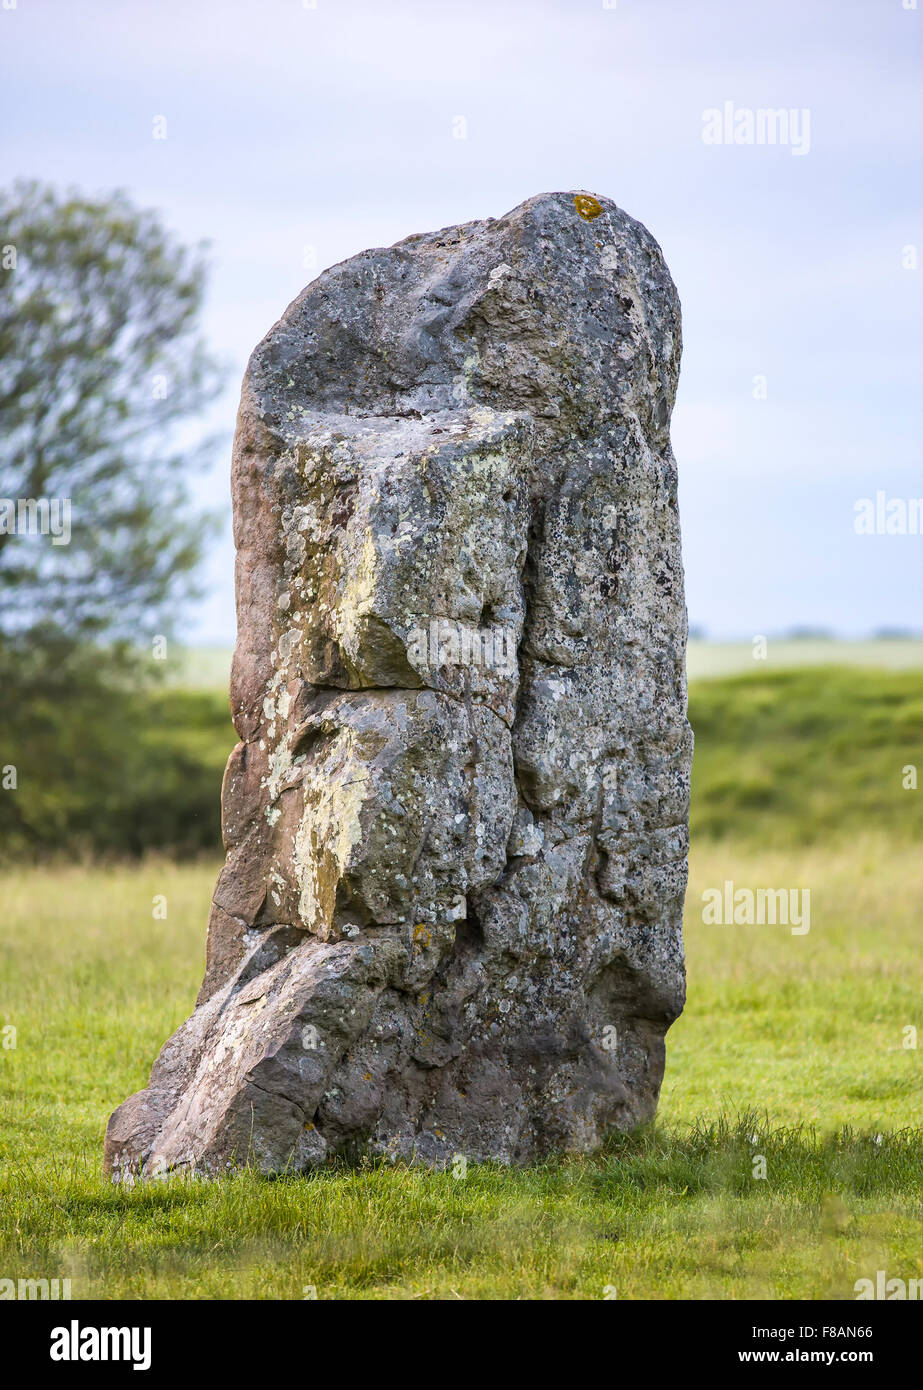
[0,180,224,644]
[0,183,229,858]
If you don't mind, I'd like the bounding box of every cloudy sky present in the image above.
[3,0,920,641]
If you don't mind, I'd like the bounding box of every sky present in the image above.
[2,0,921,642]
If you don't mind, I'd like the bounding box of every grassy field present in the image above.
[686,638,923,681]
[168,639,923,690]
[689,666,922,845]
[0,662,920,1299]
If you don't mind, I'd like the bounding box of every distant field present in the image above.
[168,638,923,691]
[7,644,920,860]
[147,661,923,852]
[167,645,234,691]
[689,666,922,846]
[688,639,923,680]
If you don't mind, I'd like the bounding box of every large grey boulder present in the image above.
[105,190,691,1178]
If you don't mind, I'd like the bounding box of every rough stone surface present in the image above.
[105,191,692,1178]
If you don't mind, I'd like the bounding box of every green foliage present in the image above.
[689,667,923,845]
[0,636,233,858]
[0,180,224,642]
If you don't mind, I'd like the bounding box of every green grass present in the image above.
[0,839,919,1298]
[667,839,922,1132]
[1,665,920,1298]
[3,1121,920,1300]
[689,667,923,845]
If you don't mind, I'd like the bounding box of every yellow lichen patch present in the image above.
[337,526,380,636]
[574,194,603,221]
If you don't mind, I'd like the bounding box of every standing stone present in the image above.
[105,191,691,1178]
